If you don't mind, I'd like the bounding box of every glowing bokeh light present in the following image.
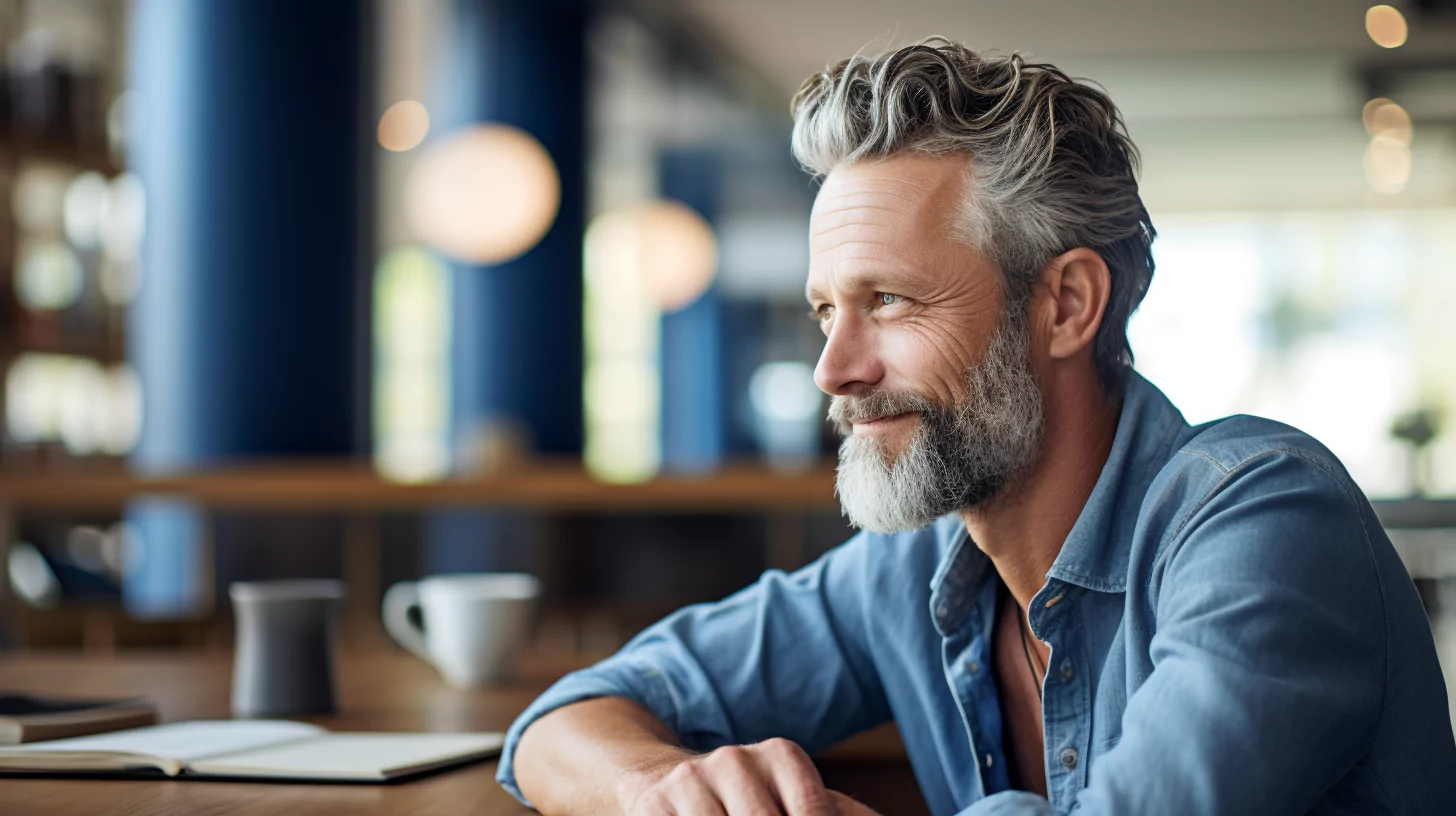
[403,124,560,264]
[748,361,823,471]
[1361,97,1392,131]
[63,171,109,249]
[1363,99,1413,145]
[378,99,430,152]
[583,211,662,485]
[1364,135,1412,194]
[12,165,69,234]
[9,542,60,608]
[373,246,451,483]
[16,243,84,311]
[4,354,141,455]
[749,362,822,423]
[56,357,106,455]
[102,173,147,262]
[1366,5,1408,49]
[587,200,718,312]
[101,364,143,455]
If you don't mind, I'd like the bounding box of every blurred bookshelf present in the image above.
[0,0,135,473]
[0,3,147,652]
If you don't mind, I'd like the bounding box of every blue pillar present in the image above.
[438,0,586,457]
[659,150,729,473]
[427,0,587,573]
[125,0,370,617]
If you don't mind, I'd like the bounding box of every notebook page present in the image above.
[0,720,325,764]
[189,732,504,780]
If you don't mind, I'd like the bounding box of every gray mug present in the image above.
[230,580,346,718]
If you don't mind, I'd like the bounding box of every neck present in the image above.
[961,370,1120,613]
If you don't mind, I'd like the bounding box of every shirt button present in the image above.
[936,602,950,620]
[1060,747,1079,770]
[1060,659,1074,680]
[967,660,981,674]
[985,753,994,768]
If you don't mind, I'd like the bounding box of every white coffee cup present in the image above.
[382,573,539,687]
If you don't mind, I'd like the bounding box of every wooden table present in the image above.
[0,652,925,815]
[0,652,539,815]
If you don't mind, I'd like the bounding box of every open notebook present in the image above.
[0,720,504,782]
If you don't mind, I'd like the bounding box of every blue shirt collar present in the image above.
[1045,372,1189,593]
[929,372,1190,626]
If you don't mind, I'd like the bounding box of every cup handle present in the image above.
[382,582,432,663]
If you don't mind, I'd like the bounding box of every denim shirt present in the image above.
[498,374,1456,814]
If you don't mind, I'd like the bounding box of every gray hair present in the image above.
[791,37,1156,394]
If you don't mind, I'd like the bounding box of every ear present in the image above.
[1034,247,1111,362]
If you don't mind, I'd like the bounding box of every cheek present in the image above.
[881,322,978,402]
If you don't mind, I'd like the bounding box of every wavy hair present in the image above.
[791,37,1156,394]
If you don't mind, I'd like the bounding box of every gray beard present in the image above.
[829,317,1045,534]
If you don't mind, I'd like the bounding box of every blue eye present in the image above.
[880,292,901,306]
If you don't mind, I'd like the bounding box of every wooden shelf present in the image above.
[4,459,1446,524]
[0,137,120,177]
[0,460,841,513]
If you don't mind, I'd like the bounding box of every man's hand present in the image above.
[621,737,877,816]
[513,698,887,815]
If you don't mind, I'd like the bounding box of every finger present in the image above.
[752,739,834,816]
[668,784,728,816]
[701,746,785,816]
[658,761,726,816]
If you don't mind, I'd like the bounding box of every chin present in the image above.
[834,437,945,533]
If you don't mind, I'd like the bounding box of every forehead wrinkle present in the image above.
[817,163,965,218]
[811,201,918,235]
[811,230,911,256]
[811,205,919,247]
[807,158,975,304]
[812,191,922,222]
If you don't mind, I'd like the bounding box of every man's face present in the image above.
[806,153,1044,532]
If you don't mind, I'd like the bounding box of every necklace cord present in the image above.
[1016,603,1044,702]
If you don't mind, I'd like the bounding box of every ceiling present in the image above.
[669,0,1456,211]
[678,0,1456,103]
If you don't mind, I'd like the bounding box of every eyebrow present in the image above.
[805,266,916,305]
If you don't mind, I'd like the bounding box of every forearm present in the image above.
[514,696,692,815]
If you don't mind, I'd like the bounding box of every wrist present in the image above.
[613,746,693,814]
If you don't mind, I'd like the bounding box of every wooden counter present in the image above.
[0,461,840,512]
[0,651,923,815]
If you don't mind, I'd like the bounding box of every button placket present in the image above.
[1032,583,1095,816]
[943,593,1006,801]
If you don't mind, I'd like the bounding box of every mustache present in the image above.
[828,389,939,435]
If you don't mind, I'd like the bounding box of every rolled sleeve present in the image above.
[496,657,682,805]
[496,535,891,807]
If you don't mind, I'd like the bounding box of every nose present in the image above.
[814,315,884,397]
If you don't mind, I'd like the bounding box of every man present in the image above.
[499,39,1456,815]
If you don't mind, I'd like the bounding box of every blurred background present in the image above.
[0,0,1453,711]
